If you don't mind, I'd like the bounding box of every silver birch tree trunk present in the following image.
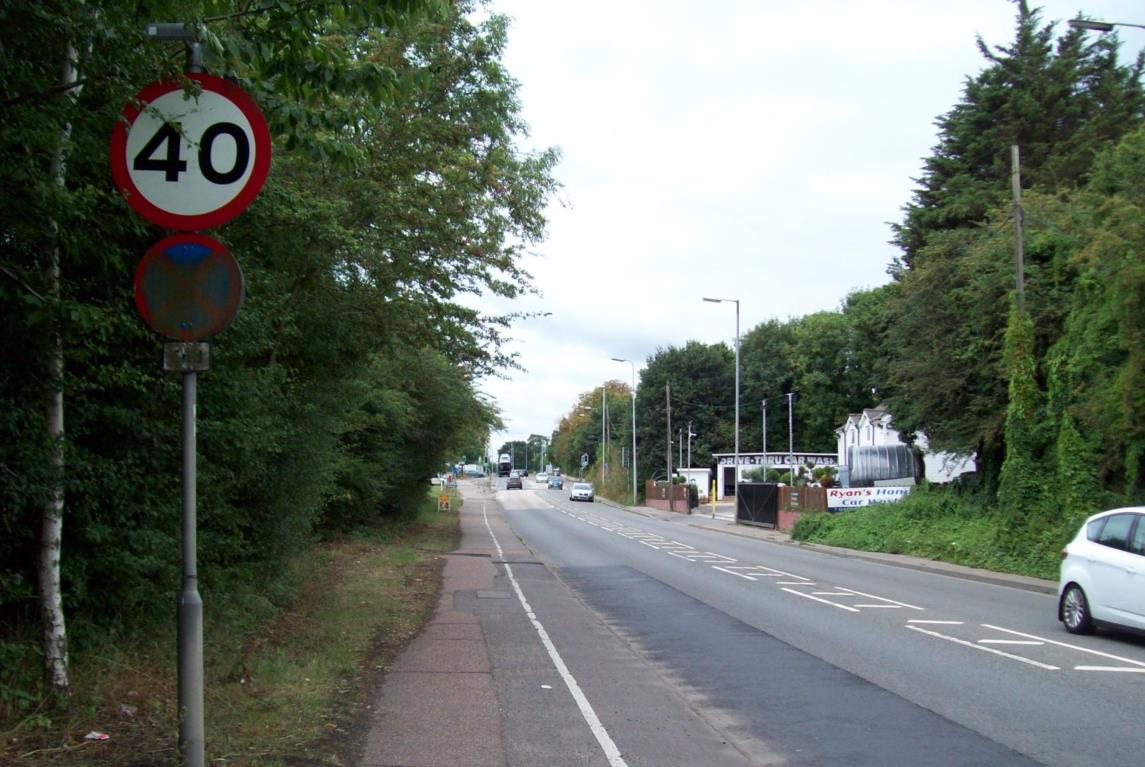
[40,40,81,703]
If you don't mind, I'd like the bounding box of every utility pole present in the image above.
[678,427,683,472]
[1011,144,1025,313]
[602,386,607,478]
[787,392,795,482]
[762,399,768,458]
[666,381,674,513]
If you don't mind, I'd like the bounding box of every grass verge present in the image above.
[2,493,460,766]
[789,485,1066,580]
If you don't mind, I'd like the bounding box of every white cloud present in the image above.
[475,0,1145,454]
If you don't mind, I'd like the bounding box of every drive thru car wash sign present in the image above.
[110,73,271,230]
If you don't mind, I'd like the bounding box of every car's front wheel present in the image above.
[1061,584,1094,635]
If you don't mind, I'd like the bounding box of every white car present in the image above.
[1059,507,1145,635]
[569,482,594,502]
[535,472,549,483]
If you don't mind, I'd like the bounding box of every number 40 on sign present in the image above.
[110,73,271,230]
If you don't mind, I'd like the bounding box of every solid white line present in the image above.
[835,587,924,610]
[776,581,814,585]
[978,640,1043,646]
[905,625,1059,670]
[782,588,861,612]
[482,504,628,767]
[812,591,855,596]
[1075,666,1145,673]
[908,620,963,625]
[702,551,738,562]
[981,624,1145,669]
[667,550,700,562]
[853,604,902,609]
[712,566,757,581]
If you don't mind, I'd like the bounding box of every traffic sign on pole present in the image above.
[134,233,244,341]
[111,73,271,230]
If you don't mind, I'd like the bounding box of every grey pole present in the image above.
[762,399,768,460]
[703,297,740,500]
[177,361,204,767]
[145,22,208,764]
[734,300,740,497]
[787,391,795,481]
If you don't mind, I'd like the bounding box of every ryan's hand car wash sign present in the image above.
[827,487,912,509]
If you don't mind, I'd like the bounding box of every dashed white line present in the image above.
[835,587,924,610]
[981,624,1145,670]
[905,625,1059,670]
[782,587,861,612]
[713,566,758,581]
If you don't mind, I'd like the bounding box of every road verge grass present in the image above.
[2,494,460,766]
[790,486,1061,579]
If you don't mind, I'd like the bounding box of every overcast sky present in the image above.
[474,0,1145,459]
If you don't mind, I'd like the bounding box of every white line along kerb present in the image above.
[481,503,628,767]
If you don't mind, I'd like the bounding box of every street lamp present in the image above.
[1069,18,1145,33]
[703,297,739,500]
[611,357,638,505]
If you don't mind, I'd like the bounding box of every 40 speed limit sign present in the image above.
[111,73,271,230]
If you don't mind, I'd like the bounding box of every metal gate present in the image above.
[736,482,778,527]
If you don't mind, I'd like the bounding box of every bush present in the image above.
[790,485,1064,579]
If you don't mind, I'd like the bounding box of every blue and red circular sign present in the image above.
[111,73,271,230]
[134,233,244,340]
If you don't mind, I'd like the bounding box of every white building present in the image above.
[835,406,975,485]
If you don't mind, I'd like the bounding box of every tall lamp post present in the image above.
[611,357,638,505]
[1068,18,1145,33]
[703,297,739,500]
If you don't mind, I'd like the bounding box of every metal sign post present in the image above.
[166,343,209,766]
[117,25,269,765]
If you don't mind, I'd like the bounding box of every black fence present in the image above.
[736,482,779,527]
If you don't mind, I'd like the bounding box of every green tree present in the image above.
[635,342,733,484]
[892,1,1144,268]
[0,0,556,707]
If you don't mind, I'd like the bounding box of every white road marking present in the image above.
[979,640,1043,646]
[782,587,861,612]
[835,587,924,610]
[909,620,963,625]
[482,504,628,767]
[905,625,1059,670]
[713,566,758,581]
[1075,666,1145,673]
[981,625,1145,670]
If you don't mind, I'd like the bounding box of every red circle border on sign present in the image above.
[110,73,271,230]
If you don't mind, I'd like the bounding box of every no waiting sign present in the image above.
[111,73,271,230]
[134,233,244,341]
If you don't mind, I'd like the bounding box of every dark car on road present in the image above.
[548,475,564,489]
[506,474,523,490]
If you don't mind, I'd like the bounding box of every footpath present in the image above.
[357,485,1057,766]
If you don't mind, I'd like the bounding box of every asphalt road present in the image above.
[483,480,1145,767]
